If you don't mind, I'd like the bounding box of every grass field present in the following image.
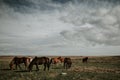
[0,56,120,80]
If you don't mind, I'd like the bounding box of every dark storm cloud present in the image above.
[2,0,120,13]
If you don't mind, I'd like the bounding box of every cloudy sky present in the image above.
[0,0,120,56]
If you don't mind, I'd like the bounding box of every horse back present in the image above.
[31,57,49,64]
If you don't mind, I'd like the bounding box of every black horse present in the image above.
[28,56,50,71]
[64,57,72,69]
[82,57,88,63]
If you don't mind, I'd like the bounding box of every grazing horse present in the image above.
[82,57,88,63]
[57,56,64,63]
[9,56,32,70]
[64,57,72,69]
[28,56,50,72]
[50,56,64,64]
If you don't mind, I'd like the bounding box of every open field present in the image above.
[0,56,120,80]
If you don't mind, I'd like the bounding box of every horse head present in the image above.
[9,60,14,70]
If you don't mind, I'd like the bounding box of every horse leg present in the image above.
[63,63,65,69]
[25,64,27,70]
[15,64,17,70]
[24,63,28,70]
[44,64,47,71]
[28,64,33,72]
[69,63,71,68]
[36,64,39,71]
[66,63,68,69]
[82,60,84,63]
[18,64,22,70]
[68,63,70,69]
[47,63,50,71]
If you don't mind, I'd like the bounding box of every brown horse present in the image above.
[57,56,64,63]
[64,57,72,69]
[82,57,88,63]
[9,56,32,70]
[50,56,64,64]
[28,56,50,72]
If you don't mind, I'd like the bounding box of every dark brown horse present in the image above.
[64,57,72,69]
[82,57,88,63]
[28,56,50,72]
[9,56,32,70]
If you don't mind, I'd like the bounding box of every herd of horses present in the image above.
[9,56,88,72]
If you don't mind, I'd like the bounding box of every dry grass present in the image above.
[0,56,120,80]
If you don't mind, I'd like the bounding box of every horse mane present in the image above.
[28,57,36,70]
[28,56,40,70]
[9,57,16,70]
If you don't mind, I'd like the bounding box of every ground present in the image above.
[0,56,120,80]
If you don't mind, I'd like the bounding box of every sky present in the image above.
[0,0,120,56]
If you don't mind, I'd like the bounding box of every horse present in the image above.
[82,57,88,63]
[50,56,64,64]
[57,56,64,63]
[28,56,50,72]
[64,57,72,69]
[9,56,32,70]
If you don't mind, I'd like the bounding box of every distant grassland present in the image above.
[0,56,120,80]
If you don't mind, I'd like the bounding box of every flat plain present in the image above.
[0,56,120,80]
